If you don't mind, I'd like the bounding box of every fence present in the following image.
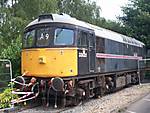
[138,58,150,84]
[0,59,12,92]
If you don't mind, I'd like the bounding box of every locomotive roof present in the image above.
[26,13,145,47]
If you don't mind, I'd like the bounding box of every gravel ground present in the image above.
[20,82,150,113]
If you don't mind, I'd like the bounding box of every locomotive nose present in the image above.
[51,77,64,91]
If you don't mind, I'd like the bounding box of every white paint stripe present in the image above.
[96,53,142,60]
[126,110,136,113]
[143,99,150,102]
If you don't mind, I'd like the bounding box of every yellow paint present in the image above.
[21,48,78,78]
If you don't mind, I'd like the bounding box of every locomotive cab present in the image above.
[22,24,78,78]
[22,14,96,78]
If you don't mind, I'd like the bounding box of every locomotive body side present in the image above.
[95,37,144,73]
[90,24,145,74]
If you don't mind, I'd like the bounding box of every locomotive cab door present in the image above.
[88,33,96,72]
[77,29,96,75]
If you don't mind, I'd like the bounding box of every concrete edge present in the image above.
[117,87,150,113]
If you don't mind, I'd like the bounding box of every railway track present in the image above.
[17,82,150,113]
[0,98,78,113]
[18,104,78,113]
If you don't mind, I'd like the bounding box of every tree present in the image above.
[94,17,126,35]
[119,0,150,47]
[0,36,21,77]
[14,0,58,20]
[0,0,26,76]
[58,0,101,24]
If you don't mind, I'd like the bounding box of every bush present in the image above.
[0,36,21,77]
[0,88,18,109]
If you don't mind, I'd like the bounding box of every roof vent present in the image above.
[38,14,53,21]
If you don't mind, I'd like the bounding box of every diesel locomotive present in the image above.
[12,13,145,107]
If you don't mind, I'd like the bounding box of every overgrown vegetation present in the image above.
[0,88,18,109]
[119,0,150,47]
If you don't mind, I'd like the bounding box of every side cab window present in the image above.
[77,30,88,48]
[89,33,95,48]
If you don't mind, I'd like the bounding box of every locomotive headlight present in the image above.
[39,56,46,64]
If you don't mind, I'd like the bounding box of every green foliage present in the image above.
[0,88,18,109]
[0,37,21,77]
[58,0,101,24]
[0,16,26,49]
[95,17,127,35]
[15,0,59,20]
[120,0,150,47]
